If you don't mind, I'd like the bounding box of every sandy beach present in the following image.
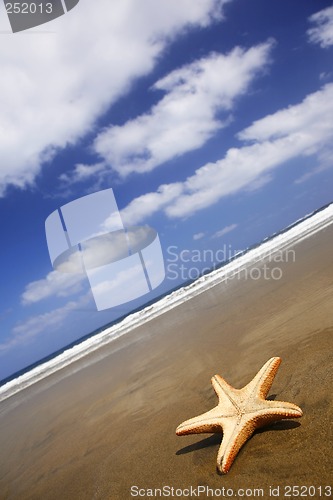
[0,224,332,499]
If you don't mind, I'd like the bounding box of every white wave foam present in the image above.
[1,204,333,403]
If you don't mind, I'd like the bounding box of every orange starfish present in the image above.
[176,357,302,474]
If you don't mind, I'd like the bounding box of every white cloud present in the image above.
[308,6,333,48]
[165,139,304,218]
[193,232,205,240]
[59,162,106,185]
[120,83,333,220]
[21,269,86,305]
[238,83,333,143]
[120,183,183,224]
[56,162,109,198]
[81,226,156,267]
[0,0,228,196]
[13,302,78,338]
[168,84,333,217]
[0,296,89,352]
[212,224,237,239]
[93,41,274,175]
[89,263,146,302]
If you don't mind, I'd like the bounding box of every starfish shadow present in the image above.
[257,420,301,432]
[176,420,301,457]
[176,434,221,455]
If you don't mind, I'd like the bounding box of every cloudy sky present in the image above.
[0,0,332,381]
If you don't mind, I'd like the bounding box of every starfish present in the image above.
[176,357,302,474]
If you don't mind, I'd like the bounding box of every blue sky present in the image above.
[0,0,333,380]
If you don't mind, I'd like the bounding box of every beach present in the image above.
[0,223,332,499]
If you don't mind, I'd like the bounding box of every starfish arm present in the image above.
[216,399,302,474]
[176,406,222,435]
[251,400,303,426]
[242,357,281,399]
[217,418,257,474]
[211,374,241,409]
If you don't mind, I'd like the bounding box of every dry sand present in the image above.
[0,224,332,499]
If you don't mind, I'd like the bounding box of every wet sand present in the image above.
[0,224,332,499]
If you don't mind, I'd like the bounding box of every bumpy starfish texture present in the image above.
[176,357,302,474]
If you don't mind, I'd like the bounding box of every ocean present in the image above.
[1,202,332,404]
